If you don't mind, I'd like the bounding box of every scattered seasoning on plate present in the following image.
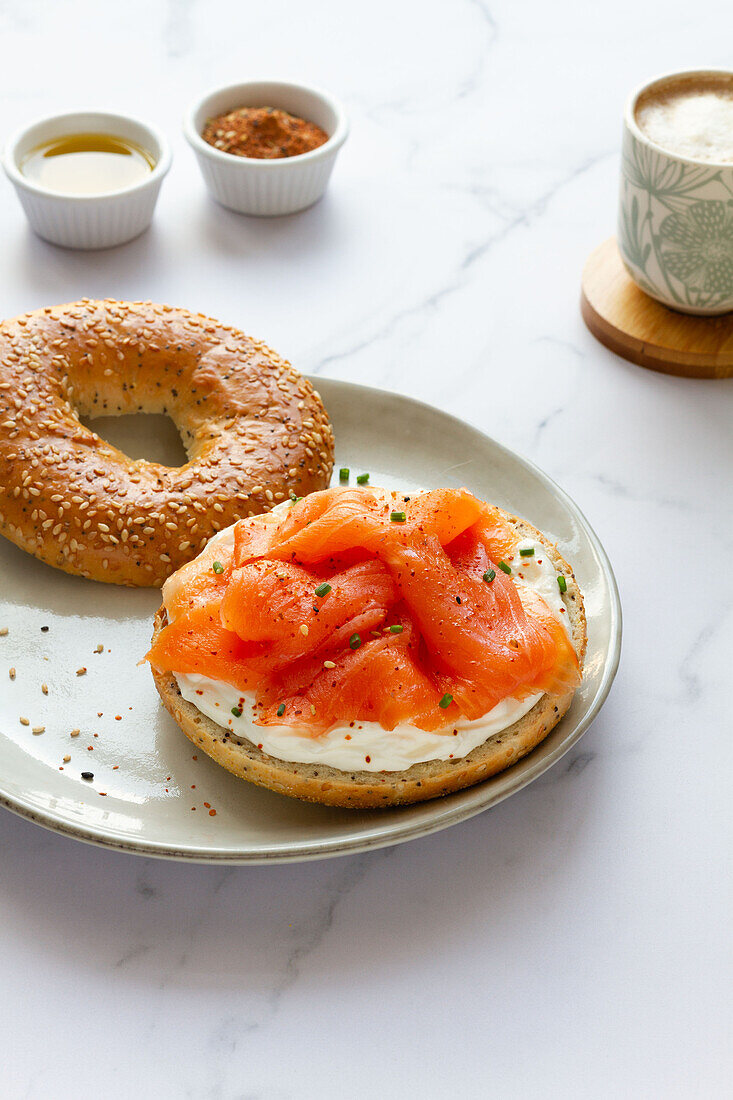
[439,693,453,709]
[519,547,535,557]
[356,473,370,484]
[498,561,512,574]
[201,106,328,160]
[314,582,332,598]
[81,771,93,780]
[339,467,349,481]
[94,644,104,654]
[483,569,496,583]
[32,725,45,735]
[390,511,406,523]
[19,716,29,726]
[557,574,568,593]
[0,627,8,636]
[41,626,48,633]
[9,667,15,680]
[231,706,243,718]
[41,682,49,694]
[76,667,87,676]
[212,561,224,574]
[349,633,362,649]
[70,728,80,738]
[63,754,71,763]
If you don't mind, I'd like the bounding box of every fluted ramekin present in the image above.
[184,81,349,216]
[2,111,171,250]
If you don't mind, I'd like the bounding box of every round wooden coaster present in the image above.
[581,238,733,380]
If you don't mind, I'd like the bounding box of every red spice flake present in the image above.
[99,792,107,797]
[203,802,210,809]
[201,106,328,160]
[114,715,122,721]
[87,745,93,751]
[97,712,103,717]
[365,755,371,763]
[93,733,98,738]
[192,755,197,760]
[208,809,217,816]
[191,784,196,789]
[112,765,119,770]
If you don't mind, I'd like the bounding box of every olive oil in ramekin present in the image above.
[21,133,156,195]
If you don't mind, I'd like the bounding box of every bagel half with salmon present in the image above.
[147,486,587,808]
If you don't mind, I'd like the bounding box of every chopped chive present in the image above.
[339,467,349,481]
[483,569,496,583]
[498,561,512,574]
[439,693,453,710]
[390,511,406,523]
[314,582,332,597]
[276,703,286,717]
[212,561,224,574]
[356,473,370,484]
[519,547,535,557]
[388,624,404,634]
[231,706,242,718]
[557,574,567,594]
[349,633,362,649]
[290,494,303,505]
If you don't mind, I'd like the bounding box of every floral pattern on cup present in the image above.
[618,90,733,315]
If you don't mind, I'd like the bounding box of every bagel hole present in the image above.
[79,413,189,467]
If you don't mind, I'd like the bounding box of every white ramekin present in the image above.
[2,111,171,250]
[184,81,349,216]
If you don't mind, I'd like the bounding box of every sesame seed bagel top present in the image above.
[0,299,334,586]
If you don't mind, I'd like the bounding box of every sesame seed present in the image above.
[32,726,45,735]
[41,683,48,694]
[0,627,7,637]
[63,755,71,763]
[76,667,87,676]
[19,716,29,726]
[70,729,80,737]
[300,624,309,636]
[323,660,336,669]
[9,668,16,679]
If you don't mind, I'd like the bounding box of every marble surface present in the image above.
[0,1,731,1097]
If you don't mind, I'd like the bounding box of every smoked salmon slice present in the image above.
[232,487,496,566]
[148,486,580,736]
[220,557,397,663]
[379,533,580,719]
[256,617,453,733]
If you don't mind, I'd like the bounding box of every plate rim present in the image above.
[0,377,622,863]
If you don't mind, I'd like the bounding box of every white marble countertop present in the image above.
[1,1,731,1097]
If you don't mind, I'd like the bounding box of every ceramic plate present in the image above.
[0,380,621,862]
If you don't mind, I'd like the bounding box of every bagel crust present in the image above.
[0,299,334,586]
[150,512,587,809]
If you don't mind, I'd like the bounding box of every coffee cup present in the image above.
[618,69,733,315]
